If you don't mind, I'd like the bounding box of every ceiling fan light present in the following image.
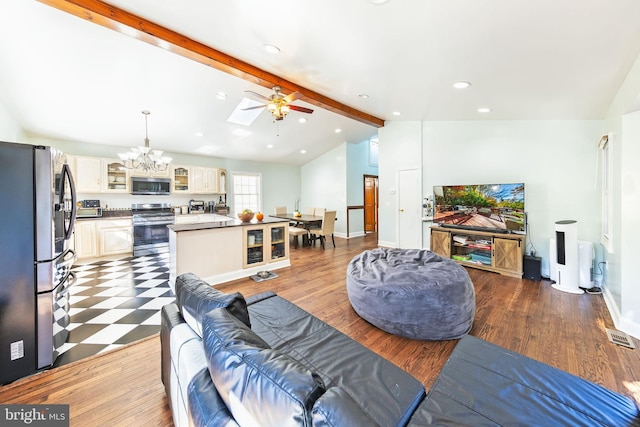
[281,105,290,114]
[267,103,277,111]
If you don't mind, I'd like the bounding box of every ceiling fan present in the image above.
[243,86,314,121]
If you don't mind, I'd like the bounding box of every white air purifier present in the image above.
[551,220,583,294]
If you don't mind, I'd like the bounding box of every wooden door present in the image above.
[364,175,378,232]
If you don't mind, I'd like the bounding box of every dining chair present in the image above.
[274,206,287,215]
[288,226,308,249]
[308,210,336,249]
[305,207,315,215]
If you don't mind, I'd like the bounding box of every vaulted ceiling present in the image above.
[1,0,639,165]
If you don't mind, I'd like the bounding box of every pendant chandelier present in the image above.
[118,110,172,172]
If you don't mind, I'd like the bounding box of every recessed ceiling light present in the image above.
[358,94,370,99]
[369,0,389,4]
[264,44,281,54]
[392,111,401,116]
[478,107,491,113]
[267,144,274,149]
[300,149,307,154]
[298,117,307,123]
[216,92,228,100]
[335,128,342,133]
[195,132,204,137]
[232,128,252,137]
[453,81,471,89]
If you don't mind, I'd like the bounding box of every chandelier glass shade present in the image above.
[118,110,172,172]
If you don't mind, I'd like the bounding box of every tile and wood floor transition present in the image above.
[1,233,639,426]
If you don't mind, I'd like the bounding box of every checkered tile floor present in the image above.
[54,253,174,367]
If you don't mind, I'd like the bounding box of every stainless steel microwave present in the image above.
[130,176,171,195]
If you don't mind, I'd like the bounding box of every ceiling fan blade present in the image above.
[241,105,267,111]
[284,91,303,103]
[244,90,271,101]
[289,105,314,114]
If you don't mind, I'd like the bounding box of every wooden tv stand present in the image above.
[430,226,525,278]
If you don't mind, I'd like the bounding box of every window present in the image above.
[369,137,379,167]
[232,171,261,215]
[600,133,613,253]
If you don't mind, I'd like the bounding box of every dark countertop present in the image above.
[76,209,133,220]
[169,216,288,232]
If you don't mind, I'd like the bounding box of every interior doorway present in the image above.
[364,175,378,233]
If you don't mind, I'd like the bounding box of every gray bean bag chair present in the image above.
[346,248,475,340]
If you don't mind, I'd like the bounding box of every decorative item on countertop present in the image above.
[293,197,302,217]
[237,209,254,222]
[256,212,264,221]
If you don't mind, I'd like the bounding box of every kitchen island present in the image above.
[168,216,290,288]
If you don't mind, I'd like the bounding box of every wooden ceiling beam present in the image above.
[37,0,385,128]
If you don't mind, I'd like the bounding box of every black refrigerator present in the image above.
[0,141,77,384]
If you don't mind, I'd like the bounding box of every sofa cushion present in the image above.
[311,387,378,427]
[175,272,251,336]
[203,307,326,427]
[248,293,426,427]
[407,335,640,426]
[187,368,240,427]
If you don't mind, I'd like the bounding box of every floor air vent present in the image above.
[606,328,636,349]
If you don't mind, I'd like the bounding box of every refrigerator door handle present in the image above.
[58,163,77,241]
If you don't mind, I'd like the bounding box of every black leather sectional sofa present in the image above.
[161,273,640,426]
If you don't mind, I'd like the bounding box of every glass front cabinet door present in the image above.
[243,224,289,268]
[244,226,265,268]
[269,224,287,261]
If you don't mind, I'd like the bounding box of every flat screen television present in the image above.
[433,183,525,234]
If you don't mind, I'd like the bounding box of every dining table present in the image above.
[269,213,324,247]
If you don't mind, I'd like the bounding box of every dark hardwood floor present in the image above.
[1,233,638,426]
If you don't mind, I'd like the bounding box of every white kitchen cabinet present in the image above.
[191,166,219,194]
[102,159,129,193]
[98,219,133,256]
[75,220,99,260]
[75,218,132,260]
[74,156,102,193]
[172,165,190,193]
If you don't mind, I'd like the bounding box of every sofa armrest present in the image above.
[245,290,277,306]
[160,303,183,395]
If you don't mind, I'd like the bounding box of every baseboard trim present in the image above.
[602,285,640,340]
[377,240,397,248]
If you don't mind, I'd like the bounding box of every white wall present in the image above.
[300,143,347,236]
[377,121,422,247]
[422,120,603,275]
[0,98,20,141]
[604,51,640,339]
